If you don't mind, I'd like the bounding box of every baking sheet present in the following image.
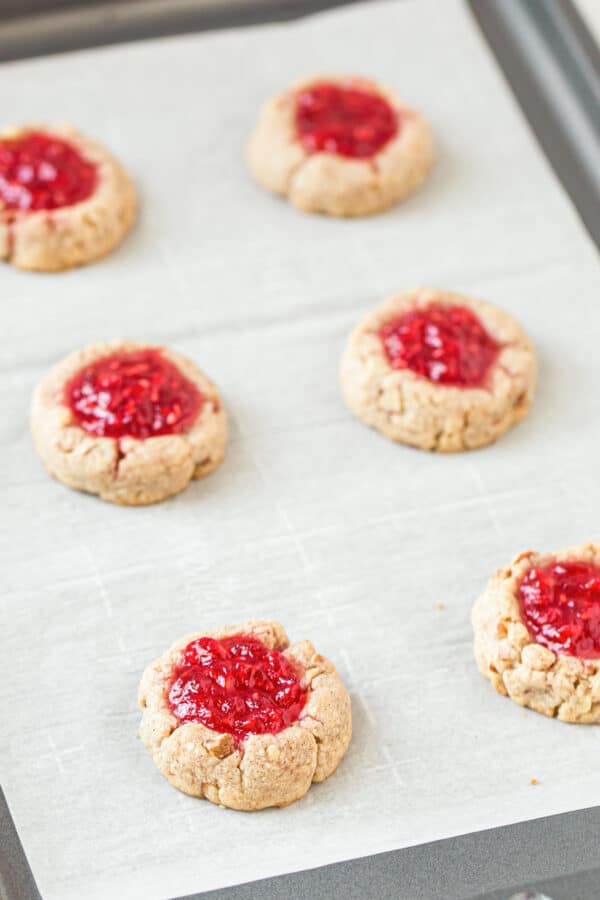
[2,1,600,898]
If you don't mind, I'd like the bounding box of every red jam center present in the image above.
[168,635,308,744]
[0,131,97,212]
[519,561,600,659]
[65,349,202,440]
[295,81,398,159]
[380,304,500,387]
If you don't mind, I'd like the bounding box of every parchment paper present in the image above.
[2,1,600,898]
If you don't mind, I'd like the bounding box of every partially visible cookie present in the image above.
[472,544,600,723]
[340,288,536,452]
[246,74,434,217]
[139,620,352,810]
[31,341,227,505]
[0,125,136,271]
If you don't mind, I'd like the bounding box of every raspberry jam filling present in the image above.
[65,349,203,440]
[380,304,500,388]
[295,81,398,159]
[0,131,97,212]
[519,561,600,659]
[168,635,308,744]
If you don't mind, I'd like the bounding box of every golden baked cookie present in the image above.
[246,74,433,217]
[31,340,227,505]
[139,620,352,810]
[0,124,136,271]
[472,544,600,723]
[340,288,536,452]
